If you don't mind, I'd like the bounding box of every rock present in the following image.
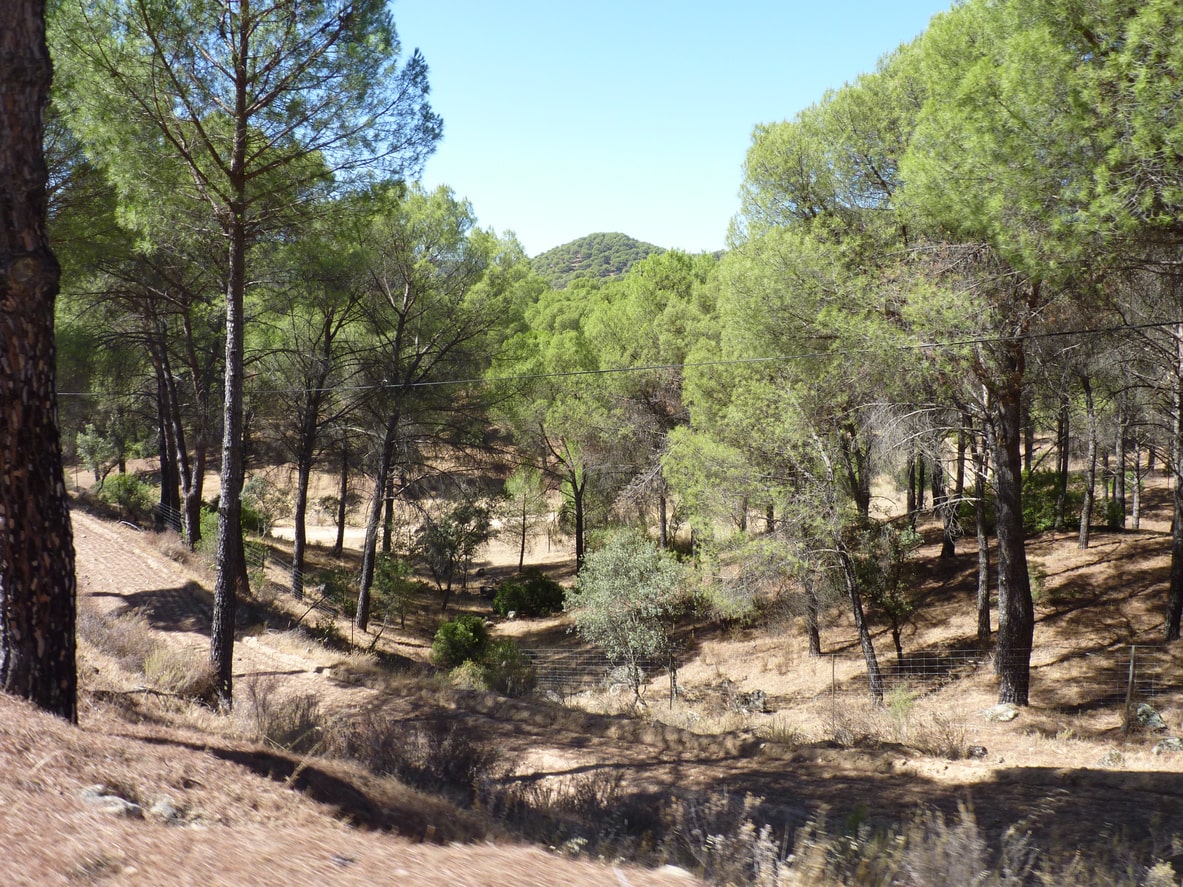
[1098,749,1125,768]
[81,785,143,819]
[1152,737,1183,756]
[1134,703,1168,732]
[966,745,988,758]
[149,798,182,824]
[983,703,1019,722]
[730,689,769,714]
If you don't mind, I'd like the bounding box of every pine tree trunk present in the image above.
[1053,395,1069,531]
[1166,329,1183,641]
[804,574,822,657]
[358,420,398,632]
[1079,374,1097,550]
[838,544,883,704]
[0,0,77,721]
[989,379,1034,705]
[332,442,348,557]
[1114,410,1127,528]
[210,214,248,709]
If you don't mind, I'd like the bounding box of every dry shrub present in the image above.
[152,530,198,567]
[662,790,784,886]
[484,770,662,860]
[77,605,156,673]
[143,646,217,701]
[237,674,324,754]
[827,700,886,748]
[324,711,502,805]
[913,710,970,760]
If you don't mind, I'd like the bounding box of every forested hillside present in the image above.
[9,0,1183,737]
[7,1,1183,881]
[530,232,664,288]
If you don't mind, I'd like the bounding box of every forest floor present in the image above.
[5,477,1183,884]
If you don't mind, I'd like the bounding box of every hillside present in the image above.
[531,232,664,288]
[6,491,1183,883]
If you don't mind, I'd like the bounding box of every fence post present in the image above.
[1123,644,1137,733]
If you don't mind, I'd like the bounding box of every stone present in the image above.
[1152,737,1183,756]
[1134,703,1168,732]
[149,798,182,824]
[730,689,769,714]
[983,703,1019,722]
[81,785,143,819]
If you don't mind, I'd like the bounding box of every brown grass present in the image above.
[12,481,1183,884]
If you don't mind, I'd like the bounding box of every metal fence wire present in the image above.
[239,538,1179,712]
[520,643,1181,710]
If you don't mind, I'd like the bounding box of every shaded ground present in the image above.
[63,503,1183,876]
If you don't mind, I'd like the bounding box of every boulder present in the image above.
[1134,703,1168,732]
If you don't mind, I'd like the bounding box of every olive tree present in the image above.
[564,532,686,706]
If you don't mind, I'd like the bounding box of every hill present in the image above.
[531,232,664,288]
[7,490,1183,883]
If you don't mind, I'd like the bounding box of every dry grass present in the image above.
[34,489,1183,885]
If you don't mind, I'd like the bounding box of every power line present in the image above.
[57,318,1181,400]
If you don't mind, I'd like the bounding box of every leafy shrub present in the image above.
[480,639,536,697]
[492,569,565,617]
[1022,469,1084,534]
[430,614,489,668]
[373,555,418,629]
[565,531,686,704]
[98,473,154,520]
[316,566,358,618]
[449,659,489,690]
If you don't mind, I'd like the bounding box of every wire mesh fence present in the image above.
[522,642,1183,712]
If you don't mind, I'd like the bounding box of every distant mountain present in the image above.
[531,232,665,289]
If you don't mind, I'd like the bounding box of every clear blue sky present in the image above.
[393,1,951,258]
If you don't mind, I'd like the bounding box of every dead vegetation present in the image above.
[8,495,1183,884]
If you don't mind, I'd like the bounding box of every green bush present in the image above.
[1022,469,1084,534]
[316,566,358,619]
[481,639,536,697]
[431,614,489,668]
[98,473,154,520]
[373,555,418,629]
[492,569,565,618]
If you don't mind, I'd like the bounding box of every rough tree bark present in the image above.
[989,371,1035,705]
[0,0,77,722]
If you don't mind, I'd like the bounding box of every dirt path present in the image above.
[73,510,372,710]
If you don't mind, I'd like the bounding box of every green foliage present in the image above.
[565,532,686,702]
[480,639,536,696]
[430,614,490,669]
[373,555,418,629]
[414,501,494,601]
[450,638,536,698]
[851,521,923,651]
[531,232,664,289]
[316,566,358,619]
[492,569,565,618]
[241,475,288,537]
[97,473,154,520]
[75,422,119,486]
[1022,470,1083,535]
